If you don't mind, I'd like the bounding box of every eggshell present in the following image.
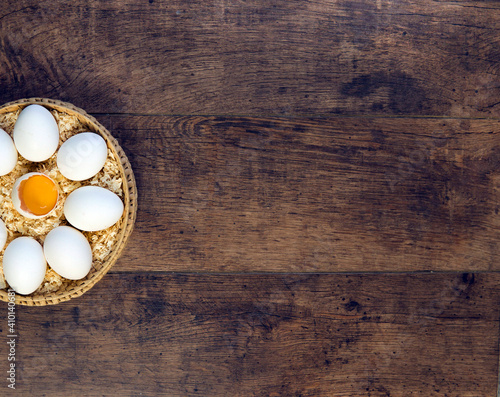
[64,186,124,232]
[43,226,92,280]
[11,172,59,219]
[0,219,7,251]
[13,104,59,162]
[3,237,46,295]
[57,132,108,181]
[0,128,18,176]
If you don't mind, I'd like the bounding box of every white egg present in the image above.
[64,186,124,232]
[0,219,7,251]
[3,237,46,295]
[0,128,18,176]
[43,226,92,280]
[57,132,108,181]
[11,172,59,219]
[13,104,59,162]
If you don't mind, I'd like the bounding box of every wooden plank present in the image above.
[101,114,500,273]
[0,1,500,117]
[1,272,497,396]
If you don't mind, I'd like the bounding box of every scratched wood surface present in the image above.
[1,0,500,396]
[0,0,500,117]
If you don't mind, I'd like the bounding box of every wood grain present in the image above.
[1,1,500,395]
[0,1,500,117]
[1,272,497,396]
[101,114,500,273]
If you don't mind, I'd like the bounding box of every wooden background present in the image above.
[1,0,500,395]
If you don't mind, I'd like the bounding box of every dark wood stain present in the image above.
[341,72,428,114]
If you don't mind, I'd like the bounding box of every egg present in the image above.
[43,226,92,280]
[13,104,59,162]
[0,219,7,251]
[64,186,124,231]
[11,172,59,219]
[0,128,18,176]
[3,237,46,295]
[57,132,108,181]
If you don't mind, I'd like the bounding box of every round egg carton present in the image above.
[0,98,137,305]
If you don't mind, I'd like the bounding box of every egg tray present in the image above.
[0,98,137,306]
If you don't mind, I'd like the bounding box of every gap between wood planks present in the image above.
[91,113,500,120]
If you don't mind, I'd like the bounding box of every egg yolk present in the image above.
[19,175,58,216]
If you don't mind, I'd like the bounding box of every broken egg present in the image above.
[11,172,59,219]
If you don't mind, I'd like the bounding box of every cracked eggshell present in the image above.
[11,172,59,219]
